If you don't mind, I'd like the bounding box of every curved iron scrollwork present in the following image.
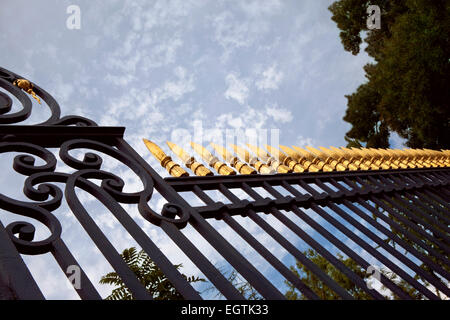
[0,66,97,126]
[0,66,201,300]
[0,141,61,255]
[1,136,193,257]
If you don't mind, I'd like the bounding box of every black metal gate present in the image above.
[0,67,449,300]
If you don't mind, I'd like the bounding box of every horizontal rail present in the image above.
[0,125,125,147]
[165,167,450,191]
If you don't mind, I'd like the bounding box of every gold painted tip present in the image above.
[166,141,192,164]
[166,141,176,148]
[190,141,214,162]
[143,139,165,159]
[246,143,269,156]
[306,146,321,155]
[279,145,299,159]
[292,146,314,161]
[246,143,270,160]
[266,144,288,162]
[190,141,199,148]
[279,145,293,153]
[210,142,231,161]
[166,140,181,154]
[143,139,188,177]
[230,143,251,162]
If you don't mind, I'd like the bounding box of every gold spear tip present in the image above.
[279,145,293,153]
[166,141,176,149]
[210,142,230,161]
[166,141,193,164]
[246,143,267,157]
[190,141,215,163]
[143,139,166,161]
[291,146,310,157]
[166,140,185,154]
[306,146,325,157]
[230,143,251,162]
[265,144,282,155]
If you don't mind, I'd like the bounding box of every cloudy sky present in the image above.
[0,0,416,300]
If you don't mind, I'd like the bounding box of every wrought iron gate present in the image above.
[0,66,449,300]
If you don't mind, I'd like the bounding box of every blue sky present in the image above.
[0,0,427,300]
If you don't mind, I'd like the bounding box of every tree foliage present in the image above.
[205,268,262,300]
[329,0,450,149]
[285,249,372,300]
[285,248,428,300]
[99,247,205,300]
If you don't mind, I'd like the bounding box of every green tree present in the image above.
[285,249,428,300]
[99,247,205,300]
[285,249,372,299]
[205,268,262,300]
[329,0,450,149]
[370,195,450,299]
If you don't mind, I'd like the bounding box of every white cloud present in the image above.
[210,10,270,61]
[256,65,284,91]
[295,135,316,148]
[224,73,249,105]
[150,66,195,103]
[265,105,292,123]
[212,11,252,50]
[238,0,282,17]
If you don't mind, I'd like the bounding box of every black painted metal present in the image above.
[0,66,449,300]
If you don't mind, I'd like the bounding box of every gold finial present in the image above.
[265,145,305,173]
[143,139,188,177]
[279,145,321,172]
[326,146,360,170]
[167,141,213,176]
[230,144,275,174]
[367,148,399,169]
[402,149,432,168]
[418,149,447,167]
[190,142,236,175]
[376,148,408,169]
[393,149,423,168]
[319,146,358,171]
[13,79,41,104]
[359,148,392,169]
[349,147,380,170]
[246,143,292,173]
[210,143,256,175]
[306,146,347,171]
[381,149,413,168]
[292,146,334,172]
[335,147,371,170]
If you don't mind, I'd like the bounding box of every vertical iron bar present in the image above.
[370,196,450,265]
[279,181,411,300]
[51,239,102,300]
[261,182,385,300]
[0,220,45,299]
[238,183,355,300]
[345,199,450,284]
[117,138,278,299]
[193,185,320,300]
